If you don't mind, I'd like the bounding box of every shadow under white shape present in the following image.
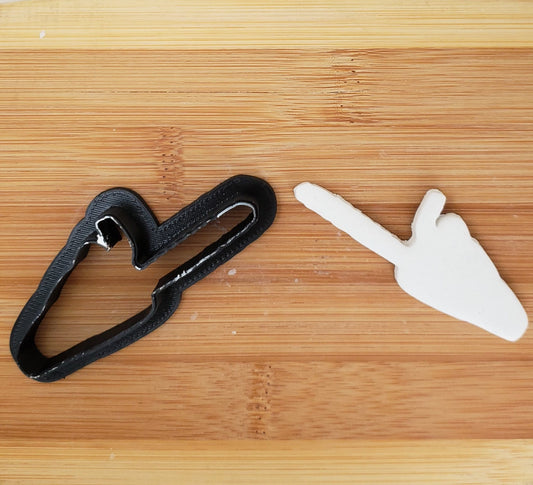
[294,182,528,342]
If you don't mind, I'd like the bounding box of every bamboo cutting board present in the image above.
[1,1,533,483]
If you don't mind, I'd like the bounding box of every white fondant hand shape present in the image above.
[294,182,528,341]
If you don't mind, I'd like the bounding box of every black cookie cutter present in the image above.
[10,175,277,382]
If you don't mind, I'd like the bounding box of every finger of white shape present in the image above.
[410,189,447,238]
[294,182,407,266]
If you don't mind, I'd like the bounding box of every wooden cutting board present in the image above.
[1,1,533,483]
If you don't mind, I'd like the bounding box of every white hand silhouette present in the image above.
[294,182,528,342]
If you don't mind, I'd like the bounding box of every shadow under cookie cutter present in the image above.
[10,175,277,382]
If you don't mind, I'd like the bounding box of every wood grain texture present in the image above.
[2,439,533,484]
[1,0,533,482]
[2,0,533,49]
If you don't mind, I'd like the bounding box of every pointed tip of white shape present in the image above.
[294,182,318,204]
[483,313,528,343]
[422,189,447,215]
[411,189,447,236]
[425,188,446,198]
[506,320,528,342]
[293,181,338,218]
[492,296,529,342]
[294,182,351,215]
[470,277,529,342]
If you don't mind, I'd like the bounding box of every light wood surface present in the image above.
[1,1,533,483]
[2,439,533,484]
[2,0,533,48]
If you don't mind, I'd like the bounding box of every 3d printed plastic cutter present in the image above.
[10,175,277,382]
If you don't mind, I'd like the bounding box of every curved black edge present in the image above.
[10,175,277,382]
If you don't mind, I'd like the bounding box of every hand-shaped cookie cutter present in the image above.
[11,175,277,382]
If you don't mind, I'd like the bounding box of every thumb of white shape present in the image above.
[410,189,446,238]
